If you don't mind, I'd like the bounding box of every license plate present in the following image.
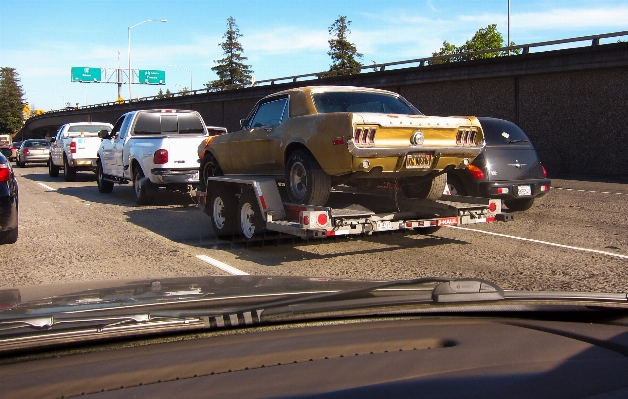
[518,185,532,196]
[406,153,433,169]
[376,220,395,231]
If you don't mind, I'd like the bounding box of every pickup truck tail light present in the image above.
[70,141,76,154]
[0,163,10,182]
[153,149,168,164]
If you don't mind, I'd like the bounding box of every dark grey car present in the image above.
[446,117,550,211]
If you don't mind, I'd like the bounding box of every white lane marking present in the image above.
[38,182,56,191]
[196,255,249,275]
[448,226,628,260]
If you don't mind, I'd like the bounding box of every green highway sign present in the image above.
[139,69,165,84]
[71,67,101,82]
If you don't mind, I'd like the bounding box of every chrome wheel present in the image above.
[289,160,307,201]
[213,196,226,229]
[240,201,256,239]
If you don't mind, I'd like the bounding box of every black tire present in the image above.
[504,198,535,212]
[48,157,59,177]
[96,160,114,193]
[63,156,76,182]
[199,153,223,192]
[16,156,24,168]
[445,174,466,196]
[0,227,18,245]
[285,149,331,206]
[133,167,155,205]
[402,173,447,200]
[209,185,237,238]
[414,226,442,235]
[238,190,266,239]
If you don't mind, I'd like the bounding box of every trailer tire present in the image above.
[285,149,331,206]
[402,173,447,200]
[209,186,237,238]
[504,198,535,212]
[133,167,154,205]
[199,153,223,192]
[238,190,266,239]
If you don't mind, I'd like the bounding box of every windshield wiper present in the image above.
[508,139,529,144]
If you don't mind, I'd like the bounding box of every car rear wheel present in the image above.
[209,185,237,238]
[96,160,114,193]
[445,174,466,196]
[504,198,535,212]
[285,149,331,206]
[0,227,18,245]
[16,156,24,168]
[402,173,447,200]
[63,156,76,182]
[48,157,59,177]
[133,167,154,205]
[238,190,265,239]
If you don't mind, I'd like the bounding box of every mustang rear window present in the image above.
[133,113,204,135]
[312,92,422,115]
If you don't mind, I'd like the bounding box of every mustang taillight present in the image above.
[353,126,376,145]
[466,164,485,179]
[0,163,10,182]
[153,149,168,164]
[456,128,478,145]
[70,141,77,153]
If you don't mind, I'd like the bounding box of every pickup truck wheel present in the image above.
[238,190,265,239]
[504,198,535,212]
[96,160,114,193]
[63,156,76,182]
[402,173,447,200]
[199,154,223,192]
[133,167,155,205]
[285,149,331,206]
[209,186,236,238]
[48,157,59,177]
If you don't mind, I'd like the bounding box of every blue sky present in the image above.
[1,0,627,111]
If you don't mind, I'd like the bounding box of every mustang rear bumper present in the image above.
[347,140,483,159]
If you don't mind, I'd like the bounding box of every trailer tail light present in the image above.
[466,164,485,179]
[299,211,331,228]
[0,163,9,182]
[70,141,77,153]
[489,202,497,213]
[153,149,168,164]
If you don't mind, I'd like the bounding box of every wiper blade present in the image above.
[508,139,529,144]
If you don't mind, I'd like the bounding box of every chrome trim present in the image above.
[347,139,483,158]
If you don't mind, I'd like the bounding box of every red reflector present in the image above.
[332,139,344,145]
[317,213,328,226]
[487,216,496,222]
[0,164,9,182]
[542,166,547,177]
[466,164,485,179]
[540,185,549,192]
[303,215,310,225]
[70,141,77,153]
[326,231,335,236]
[153,149,168,164]
[406,222,412,227]
[259,195,267,210]
[489,203,497,212]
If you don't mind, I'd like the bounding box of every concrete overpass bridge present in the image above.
[21,34,628,176]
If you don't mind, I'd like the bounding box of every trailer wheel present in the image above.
[209,186,237,238]
[402,173,447,200]
[238,190,266,239]
[199,153,223,192]
[285,149,331,206]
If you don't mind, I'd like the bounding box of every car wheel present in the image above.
[17,156,24,168]
[402,173,447,200]
[285,149,331,206]
[133,167,154,205]
[0,227,18,245]
[63,156,76,182]
[238,189,266,239]
[209,185,237,238]
[96,160,114,193]
[48,157,60,177]
[504,198,535,212]
[445,174,467,196]
[199,153,223,192]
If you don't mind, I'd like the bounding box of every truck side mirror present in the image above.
[98,129,111,139]
[46,136,55,143]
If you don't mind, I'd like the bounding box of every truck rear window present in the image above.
[67,125,111,133]
[312,92,422,115]
[133,113,205,135]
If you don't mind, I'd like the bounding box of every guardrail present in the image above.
[43,30,628,114]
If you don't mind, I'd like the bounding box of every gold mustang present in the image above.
[199,86,485,206]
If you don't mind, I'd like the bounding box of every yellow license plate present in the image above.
[406,153,433,169]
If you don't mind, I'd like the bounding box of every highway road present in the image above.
[2,165,627,293]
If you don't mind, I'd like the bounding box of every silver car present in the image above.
[16,139,50,167]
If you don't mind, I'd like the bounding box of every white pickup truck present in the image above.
[48,122,113,181]
[96,109,209,205]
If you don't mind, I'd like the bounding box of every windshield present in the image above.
[312,91,421,114]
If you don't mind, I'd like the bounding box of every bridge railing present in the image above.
[44,30,628,114]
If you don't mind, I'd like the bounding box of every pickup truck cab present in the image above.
[48,122,113,181]
[97,109,208,205]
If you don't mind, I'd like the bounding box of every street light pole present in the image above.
[508,0,511,55]
[168,64,193,92]
[128,19,167,101]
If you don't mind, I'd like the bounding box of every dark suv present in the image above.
[446,117,550,211]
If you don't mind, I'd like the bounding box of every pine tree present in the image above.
[327,16,363,76]
[156,88,165,99]
[206,16,253,90]
[0,67,25,135]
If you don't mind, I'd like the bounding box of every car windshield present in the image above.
[312,91,422,115]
